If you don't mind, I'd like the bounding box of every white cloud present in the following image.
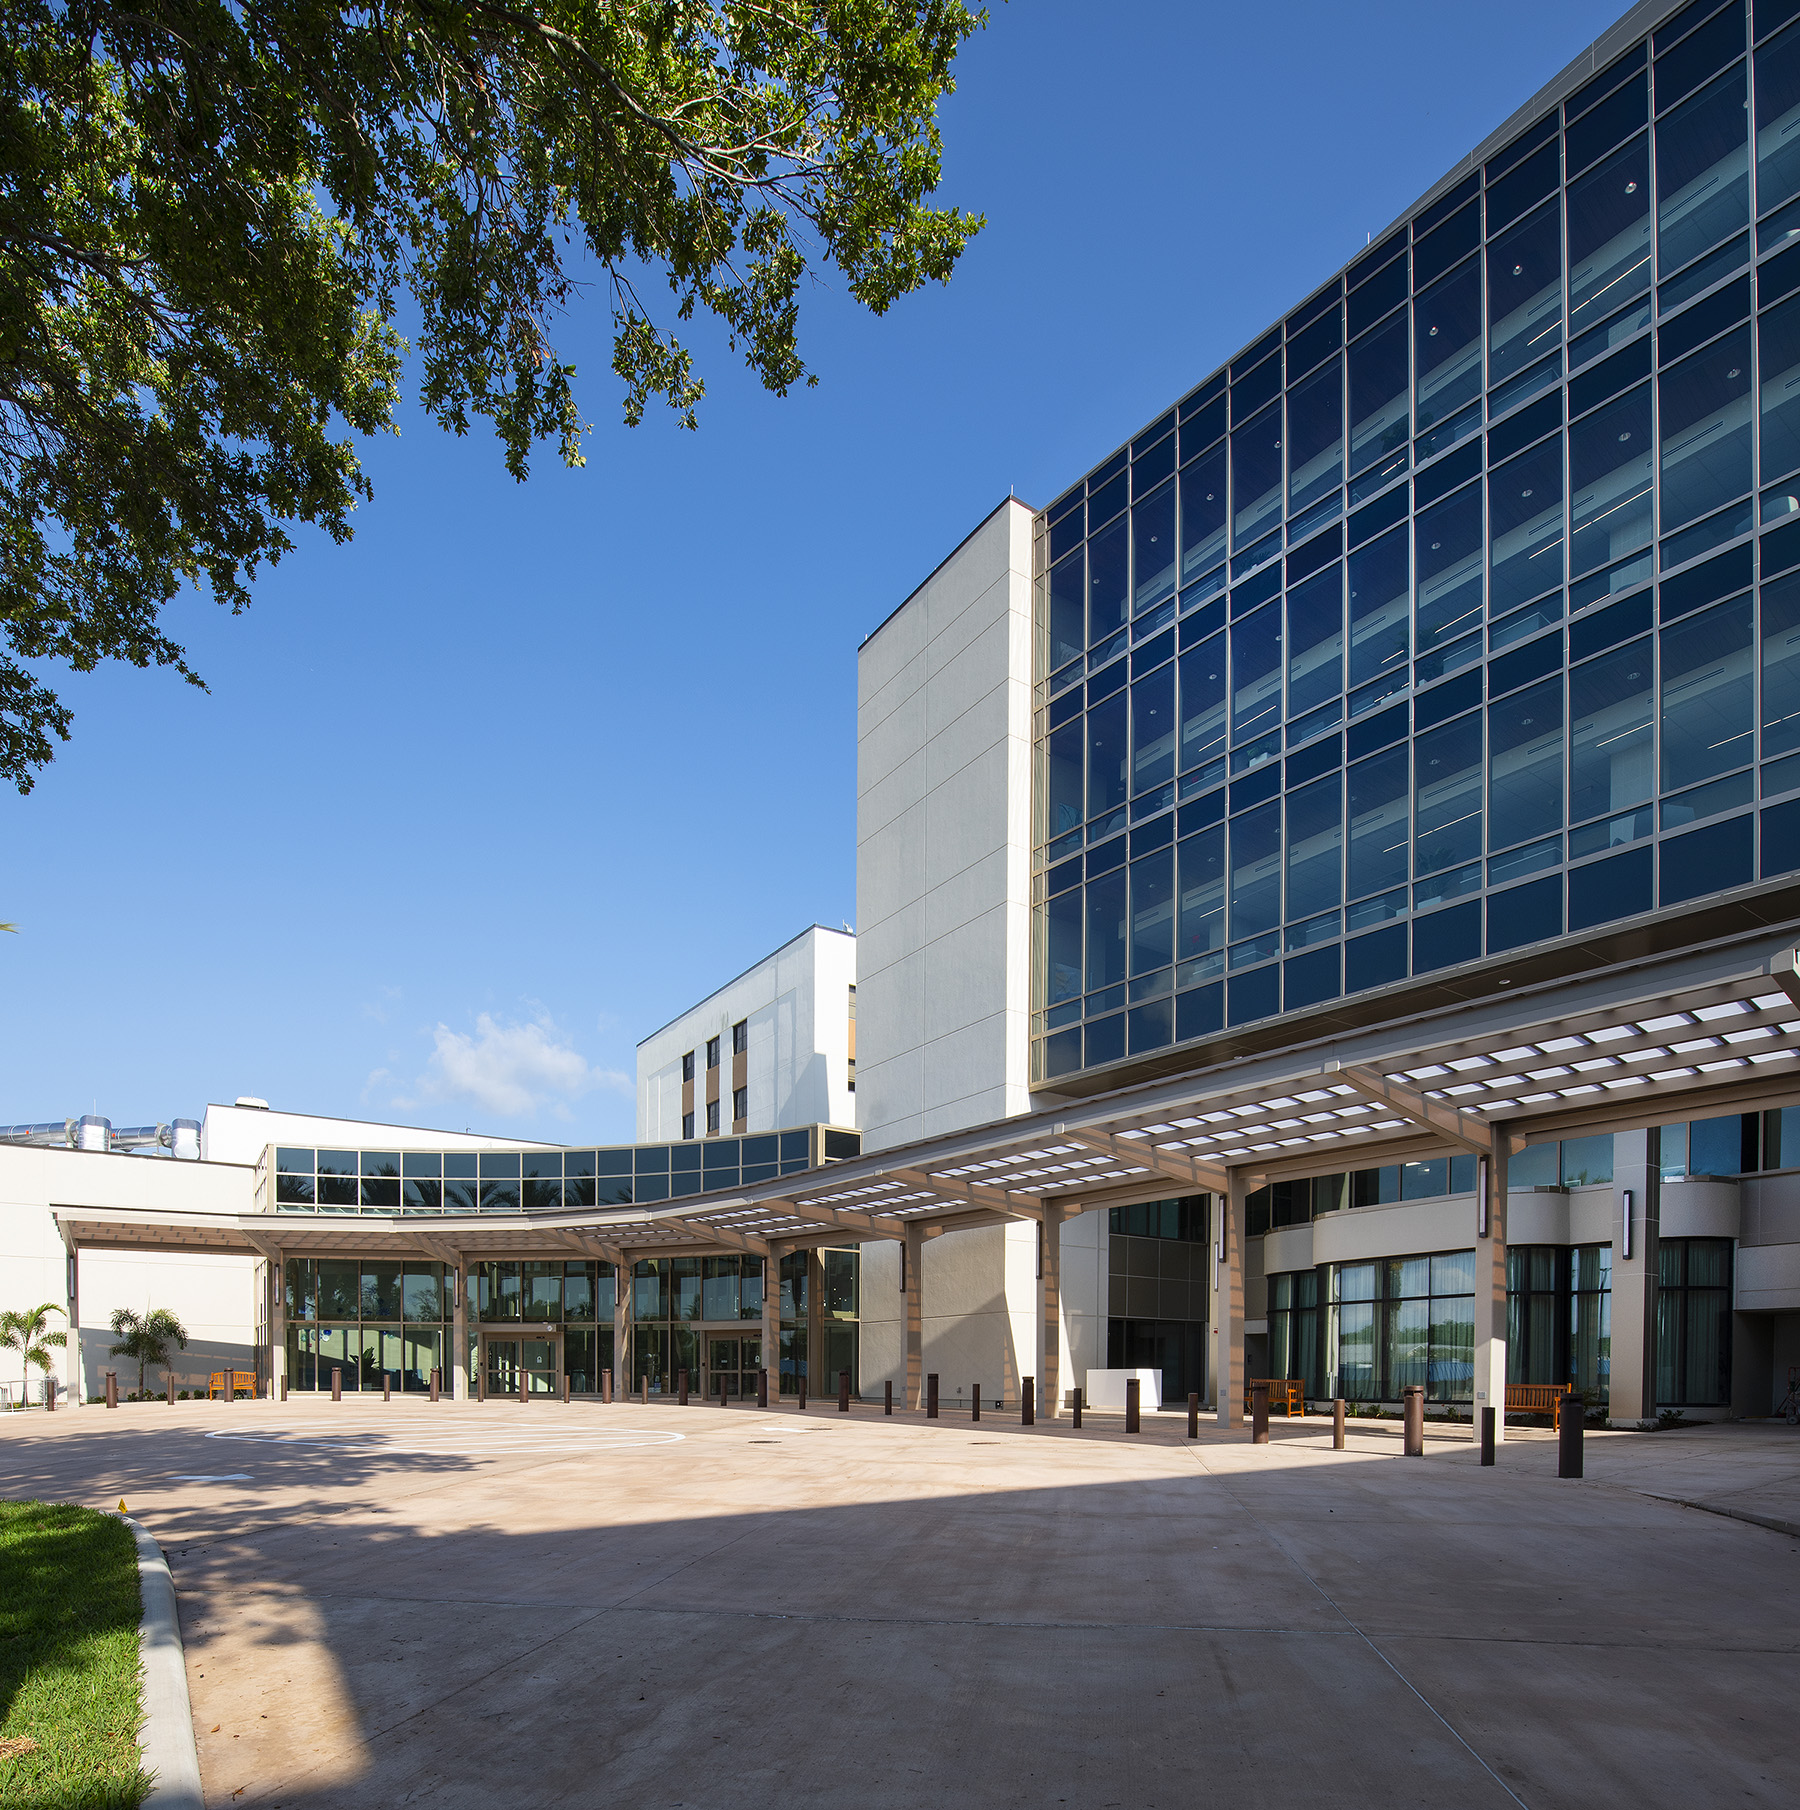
[409,1012,630,1120]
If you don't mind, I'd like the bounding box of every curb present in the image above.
[1639,1490,1800,1541]
[125,1517,203,1810]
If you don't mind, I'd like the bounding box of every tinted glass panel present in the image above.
[1415,484,1485,652]
[1415,260,1484,432]
[1488,201,1564,385]
[1286,564,1344,717]
[1232,404,1284,549]
[1287,358,1343,514]
[1760,292,1800,479]
[1658,326,1753,532]
[1349,312,1410,475]
[1758,21,1800,212]
[1489,675,1566,850]
[1348,524,1410,686]
[1231,602,1283,743]
[1180,447,1227,581]
[1489,436,1566,614]
[1348,745,1410,897]
[1658,66,1750,273]
[1088,515,1128,643]
[1661,596,1756,787]
[1570,384,1655,575]
[1177,825,1225,978]
[1179,633,1227,772]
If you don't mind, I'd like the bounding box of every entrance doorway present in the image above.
[705,1334,761,1400]
[484,1335,559,1398]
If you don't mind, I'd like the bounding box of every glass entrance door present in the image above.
[706,1334,761,1399]
[484,1335,559,1398]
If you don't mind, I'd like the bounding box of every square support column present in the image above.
[1215,1176,1245,1428]
[904,1220,924,1410]
[452,1263,469,1401]
[269,1255,287,1397]
[762,1244,781,1401]
[1041,1205,1064,1420]
[1473,1138,1509,1442]
[67,1240,84,1408]
[1609,1128,1660,1426]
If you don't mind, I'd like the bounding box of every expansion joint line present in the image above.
[1176,1442,1532,1810]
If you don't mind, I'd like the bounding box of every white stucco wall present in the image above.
[0,1143,259,1403]
[199,1102,559,1165]
[634,926,856,1141]
[855,497,1035,1154]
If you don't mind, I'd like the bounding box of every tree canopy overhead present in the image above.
[0,0,986,790]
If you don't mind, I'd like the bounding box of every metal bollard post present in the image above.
[1333,1397,1346,1450]
[1125,1376,1140,1433]
[798,1374,807,1411]
[838,1369,850,1412]
[1022,1377,1035,1426]
[1557,1391,1584,1479]
[927,1373,939,1419]
[641,1374,649,1405]
[279,1376,287,1403]
[972,1383,981,1423]
[563,1373,572,1404]
[1480,1405,1495,1465]
[1072,1385,1083,1429]
[1187,1391,1199,1440]
[885,1380,893,1416]
[167,1374,177,1406]
[757,1368,768,1408]
[1403,1384,1424,1457]
[719,1373,728,1408]
[429,1368,439,1403]
[1251,1379,1270,1445]
[478,1364,486,1403]
[519,1367,528,1405]
[383,1373,391,1403]
[678,1367,689,1407]
[105,1369,117,1409]
[332,1365,342,1403]
[602,1366,612,1404]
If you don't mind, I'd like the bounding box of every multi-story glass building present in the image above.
[1030,0,1800,1087]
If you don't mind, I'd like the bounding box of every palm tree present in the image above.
[1,1303,67,1407]
[108,1306,190,1397]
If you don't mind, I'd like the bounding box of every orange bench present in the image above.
[1267,1378,1305,1417]
[207,1370,257,1400]
[1505,1383,1575,1425]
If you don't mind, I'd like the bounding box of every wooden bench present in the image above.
[207,1370,257,1400]
[1505,1383,1575,1424]
[1267,1378,1305,1417]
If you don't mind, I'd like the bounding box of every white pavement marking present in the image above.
[171,1474,254,1482]
[203,1426,685,1457]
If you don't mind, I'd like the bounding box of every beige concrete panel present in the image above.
[1568,1185,1616,1244]
[1262,1224,1314,1274]
[1660,1179,1742,1240]
[1737,1240,1800,1311]
[1507,1189,1573,1247]
[1310,1196,1474,1266]
[1739,1174,1800,1245]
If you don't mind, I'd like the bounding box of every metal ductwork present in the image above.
[0,1114,197,1156]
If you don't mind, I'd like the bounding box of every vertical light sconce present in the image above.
[1476,1156,1489,1238]
[1622,1188,1634,1261]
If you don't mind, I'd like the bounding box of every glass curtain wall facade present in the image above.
[1106,1196,1210,1403]
[1033,0,1800,1083]
[628,1254,764,1395]
[775,1248,861,1397]
[284,1257,450,1392]
[269,1128,838,1214]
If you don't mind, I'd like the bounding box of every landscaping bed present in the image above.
[0,1500,150,1810]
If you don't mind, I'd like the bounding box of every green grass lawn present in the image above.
[0,1501,151,1810]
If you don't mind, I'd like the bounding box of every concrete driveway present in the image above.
[3,1397,1798,1809]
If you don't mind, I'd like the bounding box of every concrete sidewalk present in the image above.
[3,1397,1798,1809]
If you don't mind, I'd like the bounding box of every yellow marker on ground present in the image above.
[118,1499,127,1513]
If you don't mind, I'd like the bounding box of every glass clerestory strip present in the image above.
[1033,0,1800,1084]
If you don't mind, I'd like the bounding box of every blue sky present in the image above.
[0,0,1626,1142]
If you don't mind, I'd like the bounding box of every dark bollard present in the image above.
[798,1374,807,1411]
[718,1374,728,1408]
[1187,1391,1199,1439]
[1022,1377,1035,1426]
[519,1368,528,1405]
[972,1383,981,1423]
[1333,1397,1346,1450]
[478,1364,486,1403]
[1558,1391,1584,1479]
[383,1372,390,1403]
[602,1366,612,1404]
[105,1369,117,1409]
[927,1373,939,1419]
[1125,1376,1140,1433]
[279,1376,287,1403]
[168,1374,177,1406]
[678,1367,689,1407]
[1480,1405,1495,1465]
[757,1368,768,1408]
[331,1365,342,1403]
[641,1374,649,1405]
[1403,1384,1424,1457]
[885,1380,893,1416]
[429,1368,439,1403]
[563,1373,572,1404]
[838,1369,850,1412]
[1251,1379,1270,1445]
[1072,1386,1083,1429]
